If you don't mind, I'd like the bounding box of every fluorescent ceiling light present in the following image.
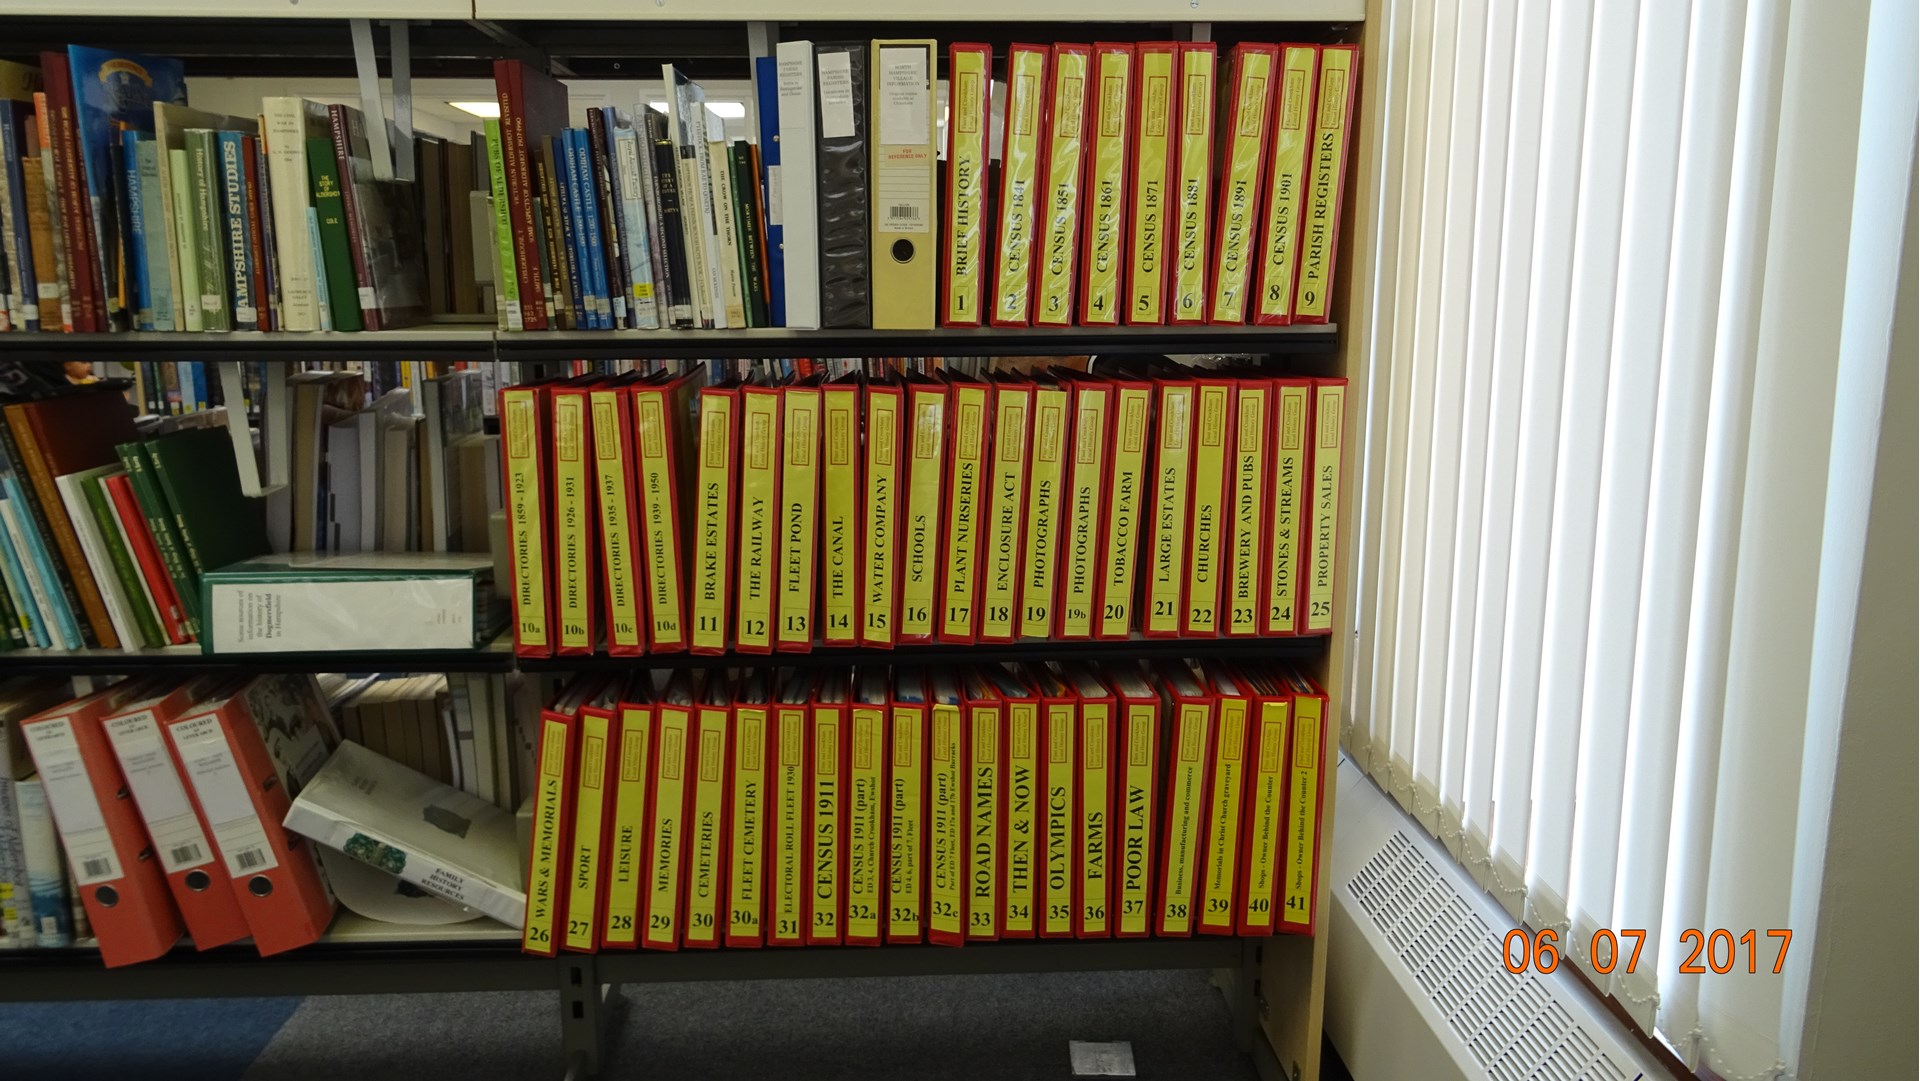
[448,100,501,118]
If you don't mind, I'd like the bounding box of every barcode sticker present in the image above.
[105,710,218,873]
[169,714,279,878]
[21,718,122,886]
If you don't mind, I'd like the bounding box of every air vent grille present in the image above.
[1347,831,1640,1081]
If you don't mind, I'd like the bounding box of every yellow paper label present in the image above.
[503,391,549,649]
[1080,702,1111,934]
[565,715,610,951]
[1004,701,1039,934]
[1129,48,1175,322]
[901,389,945,638]
[553,393,593,649]
[1256,46,1320,321]
[778,390,820,648]
[635,391,685,648]
[645,706,692,948]
[1210,49,1273,322]
[980,389,1030,640]
[1118,703,1157,935]
[1229,387,1269,634]
[1147,384,1194,634]
[1269,384,1309,632]
[522,716,568,951]
[691,392,735,650]
[1043,703,1076,935]
[1295,47,1353,320]
[1061,387,1109,636]
[942,386,989,638]
[1161,702,1210,934]
[1021,388,1068,637]
[1284,693,1323,923]
[863,392,903,644]
[1306,385,1345,631]
[728,706,767,943]
[1200,696,1246,931]
[1243,700,1290,931]
[603,706,651,947]
[946,49,990,323]
[811,708,841,940]
[1102,387,1151,636]
[967,704,1002,938]
[1186,384,1231,634]
[821,388,860,642]
[590,392,643,650]
[993,47,1049,324]
[889,705,926,939]
[772,706,807,943]
[848,706,886,940]
[1171,50,1215,322]
[1082,48,1132,325]
[928,702,965,938]
[1034,49,1089,325]
[737,391,781,650]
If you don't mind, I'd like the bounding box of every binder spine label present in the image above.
[591,393,644,651]
[778,392,820,649]
[944,47,991,324]
[1255,47,1320,324]
[1185,384,1232,635]
[1100,388,1151,637]
[967,704,1001,939]
[847,706,886,941]
[1228,387,1270,635]
[636,392,687,648]
[1284,694,1323,926]
[102,711,215,875]
[1061,388,1109,637]
[1268,384,1309,633]
[1128,47,1176,323]
[1296,47,1354,321]
[23,718,121,886]
[1146,385,1194,635]
[691,393,736,651]
[888,705,926,940]
[1210,49,1274,323]
[992,46,1049,325]
[726,703,764,930]
[1306,384,1346,632]
[604,707,651,947]
[863,392,902,645]
[928,703,965,941]
[1161,703,1209,934]
[1043,703,1076,936]
[1021,390,1067,638]
[1034,48,1090,326]
[1171,47,1216,323]
[1079,702,1110,935]
[1081,46,1133,326]
[1119,704,1157,936]
[566,719,610,951]
[645,707,691,948]
[685,708,728,946]
[901,390,945,640]
[553,393,594,650]
[738,392,782,651]
[822,389,861,644]
[1200,697,1245,932]
[502,391,549,651]
[524,717,569,952]
[809,710,842,943]
[1005,702,1039,935]
[941,387,989,640]
[772,706,806,944]
[1241,700,1289,934]
[980,390,1031,641]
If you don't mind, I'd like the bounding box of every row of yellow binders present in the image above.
[498,361,1347,656]
[520,659,1328,954]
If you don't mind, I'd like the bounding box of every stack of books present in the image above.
[518,660,1329,953]
[500,359,1348,656]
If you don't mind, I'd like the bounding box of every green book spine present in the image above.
[168,148,204,333]
[730,143,769,329]
[484,119,521,330]
[0,531,23,649]
[80,473,163,649]
[185,129,231,332]
[116,441,200,637]
[306,136,364,333]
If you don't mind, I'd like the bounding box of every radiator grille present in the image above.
[1347,832,1640,1081]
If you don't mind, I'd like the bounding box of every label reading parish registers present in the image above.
[168,714,279,878]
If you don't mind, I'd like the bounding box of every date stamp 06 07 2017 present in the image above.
[1502,928,1793,977]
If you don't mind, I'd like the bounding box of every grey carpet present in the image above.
[244,969,1257,1080]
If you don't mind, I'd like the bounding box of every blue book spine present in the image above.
[554,135,589,330]
[0,489,47,647]
[135,137,173,331]
[612,126,660,330]
[0,103,39,332]
[570,129,613,330]
[216,131,257,328]
[0,475,79,649]
[307,208,332,331]
[121,130,153,330]
[755,56,787,328]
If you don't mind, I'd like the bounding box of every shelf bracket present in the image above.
[558,954,609,1079]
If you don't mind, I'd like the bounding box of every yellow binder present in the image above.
[603,678,652,948]
[1033,44,1091,327]
[736,383,782,652]
[644,675,695,949]
[770,675,810,946]
[899,378,947,642]
[943,44,993,325]
[821,379,861,644]
[991,44,1050,326]
[777,382,821,651]
[1145,376,1194,636]
[979,379,1032,642]
[940,376,991,642]
[1184,378,1234,636]
[1169,43,1217,324]
[1099,380,1153,638]
[847,669,889,944]
[1295,45,1356,323]
[964,669,1003,940]
[727,677,768,946]
[1127,42,1177,324]
[1208,44,1277,324]
[1197,663,1248,935]
[871,40,939,329]
[1021,380,1069,638]
[1079,44,1133,326]
[690,383,740,652]
[1253,45,1320,325]
[1305,380,1347,633]
[684,682,730,948]
[550,386,595,652]
[927,670,966,944]
[1227,381,1271,635]
[888,669,928,942]
[1267,380,1310,634]
[563,692,615,952]
[863,382,904,646]
[589,385,645,653]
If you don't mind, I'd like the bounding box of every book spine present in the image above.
[0,105,36,332]
[493,62,549,329]
[534,149,569,329]
[521,712,572,955]
[570,130,613,329]
[634,121,672,328]
[733,145,768,328]
[562,709,611,952]
[648,114,692,327]
[1158,697,1211,936]
[243,137,274,331]
[897,386,944,643]
[938,383,989,643]
[1169,43,1217,325]
[137,138,172,331]
[121,133,150,330]
[217,133,257,329]
[1254,46,1320,326]
[1058,385,1106,638]
[643,704,692,949]
[3,409,112,647]
[304,136,361,332]
[263,99,318,331]
[0,424,84,647]
[1077,696,1112,937]
[481,119,522,330]
[602,703,651,948]
[80,475,162,648]
[846,702,885,945]
[0,518,26,648]
[115,444,197,637]
[1237,696,1288,935]
[553,137,588,330]
[1280,690,1325,932]
[1116,698,1158,936]
[807,703,844,944]
[683,704,729,948]
[1041,699,1075,937]
[39,56,99,331]
[613,128,661,329]
[1003,700,1039,937]
[30,95,72,331]
[19,136,60,330]
[769,704,807,946]
[708,141,745,329]
[585,110,629,327]
[186,130,230,332]
[328,107,380,331]
[0,492,57,647]
[102,473,186,645]
[1097,385,1150,638]
[965,699,1001,941]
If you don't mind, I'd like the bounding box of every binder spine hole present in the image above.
[892,239,915,263]
[186,870,212,892]
[248,875,274,897]
[95,885,120,908]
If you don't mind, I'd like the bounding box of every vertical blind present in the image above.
[1342,0,1915,1076]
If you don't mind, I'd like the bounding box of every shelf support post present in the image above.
[558,954,609,1079]
[1219,936,1262,1055]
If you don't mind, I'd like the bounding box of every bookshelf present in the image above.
[0,10,1371,1081]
